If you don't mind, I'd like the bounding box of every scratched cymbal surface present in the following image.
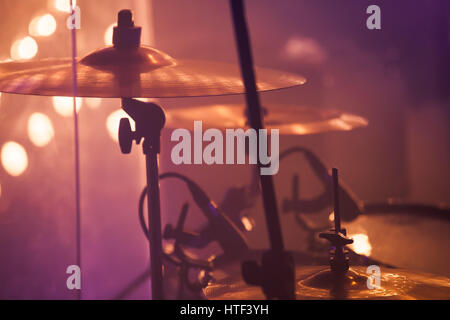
[0,46,306,98]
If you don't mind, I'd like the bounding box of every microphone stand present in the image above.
[229,0,295,299]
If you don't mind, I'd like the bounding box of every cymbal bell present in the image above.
[166,104,368,135]
[0,45,306,98]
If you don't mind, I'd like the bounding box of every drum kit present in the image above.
[0,4,449,300]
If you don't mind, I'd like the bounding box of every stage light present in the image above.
[241,216,254,231]
[106,109,135,142]
[52,96,83,117]
[85,98,102,109]
[10,36,38,60]
[28,113,55,147]
[1,142,28,177]
[349,233,372,256]
[54,0,77,13]
[104,23,115,45]
[29,14,57,37]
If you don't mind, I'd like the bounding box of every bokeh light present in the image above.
[29,14,57,37]
[349,233,372,256]
[104,23,115,45]
[106,109,135,142]
[10,36,38,60]
[85,98,102,109]
[54,0,77,13]
[28,113,55,147]
[1,142,29,177]
[52,96,83,117]
[241,216,254,231]
[284,36,326,64]
[329,212,334,222]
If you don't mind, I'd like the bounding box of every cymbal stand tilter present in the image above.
[119,98,166,300]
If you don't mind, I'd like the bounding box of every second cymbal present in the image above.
[166,104,368,135]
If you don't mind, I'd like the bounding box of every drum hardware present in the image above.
[118,97,166,299]
[361,202,450,221]
[112,171,251,299]
[230,0,296,300]
[318,168,354,297]
[0,5,307,299]
[1,3,447,301]
[166,104,368,135]
[114,202,214,300]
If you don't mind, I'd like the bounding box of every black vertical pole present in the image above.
[145,148,164,300]
[332,168,341,233]
[229,0,284,253]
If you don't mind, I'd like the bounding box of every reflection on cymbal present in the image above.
[166,104,368,135]
[0,46,306,98]
[203,265,450,300]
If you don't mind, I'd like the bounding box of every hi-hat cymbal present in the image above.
[203,264,450,300]
[166,104,368,135]
[0,46,306,98]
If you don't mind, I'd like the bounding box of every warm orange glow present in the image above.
[54,0,77,13]
[104,23,115,45]
[85,98,102,109]
[329,211,334,222]
[28,113,55,147]
[10,36,38,60]
[52,96,83,117]
[241,216,254,231]
[106,109,135,142]
[349,233,372,256]
[163,242,174,254]
[1,142,28,177]
[29,14,57,37]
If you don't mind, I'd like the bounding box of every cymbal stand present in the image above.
[319,169,353,276]
[118,98,166,300]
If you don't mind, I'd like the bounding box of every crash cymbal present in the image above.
[203,264,450,300]
[166,104,368,135]
[0,45,306,98]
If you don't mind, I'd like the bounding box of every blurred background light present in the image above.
[349,233,372,256]
[27,113,55,147]
[284,36,327,64]
[104,23,115,45]
[29,14,57,37]
[1,142,29,177]
[54,0,77,13]
[241,216,254,231]
[52,96,83,117]
[106,109,135,142]
[85,98,102,109]
[10,36,38,60]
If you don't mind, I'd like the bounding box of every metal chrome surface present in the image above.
[0,46,306,98]
[166,104,368,135]
[204,264,450,300]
